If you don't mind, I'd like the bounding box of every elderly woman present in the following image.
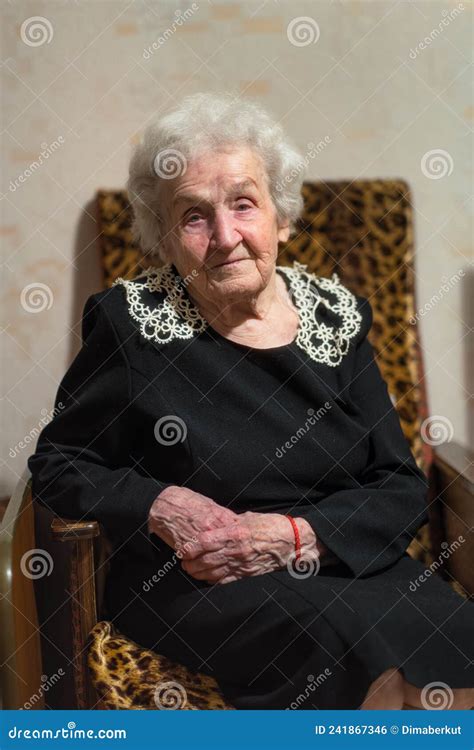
[28,92,473,711]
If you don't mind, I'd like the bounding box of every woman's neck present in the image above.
[187,272,299,345]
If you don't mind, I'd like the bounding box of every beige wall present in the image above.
[1,0,472,496]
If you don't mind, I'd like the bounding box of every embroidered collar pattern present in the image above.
[113,261,362,367]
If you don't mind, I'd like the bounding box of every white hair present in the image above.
[127,91,307,262]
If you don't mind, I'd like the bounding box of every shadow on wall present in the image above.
[68,195,105,366]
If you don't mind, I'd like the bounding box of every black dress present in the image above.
[28,261,474,710]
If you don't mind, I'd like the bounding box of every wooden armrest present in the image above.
[51,517,100,542]
[432,441,473,598]
[49,516,99,708]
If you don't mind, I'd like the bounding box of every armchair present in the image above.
[2,179,471,710]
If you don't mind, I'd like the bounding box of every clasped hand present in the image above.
[148,485,321,585]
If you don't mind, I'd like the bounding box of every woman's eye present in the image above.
[185,213,202,224]
[185,203,252,224]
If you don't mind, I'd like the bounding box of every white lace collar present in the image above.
[113,261,362,367]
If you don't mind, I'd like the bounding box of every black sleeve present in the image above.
[296,296,429,578]
[27,293,173,551]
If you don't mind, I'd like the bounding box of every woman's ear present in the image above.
[157,217,175,264]
[277,219,291,244]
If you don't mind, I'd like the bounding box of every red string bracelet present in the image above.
[285,514,301,561]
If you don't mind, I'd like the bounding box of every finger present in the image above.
[181,556,228,576]
[177,537,208,560]
[180,528,236,560]
[216,574,240,585]
[185,565,229,582]
[175,537,203,560]
[182,551,225,573]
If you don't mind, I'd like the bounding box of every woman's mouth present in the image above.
[213,258,248,268]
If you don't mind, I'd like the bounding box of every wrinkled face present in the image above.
[159,145,290,302]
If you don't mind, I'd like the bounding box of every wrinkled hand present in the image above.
[148,485,238,556]
[179,511,322,584]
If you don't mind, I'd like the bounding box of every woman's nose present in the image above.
[209,210,241,250]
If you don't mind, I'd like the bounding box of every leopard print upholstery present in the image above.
[90,181,435,710]
[88,621,234,710]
